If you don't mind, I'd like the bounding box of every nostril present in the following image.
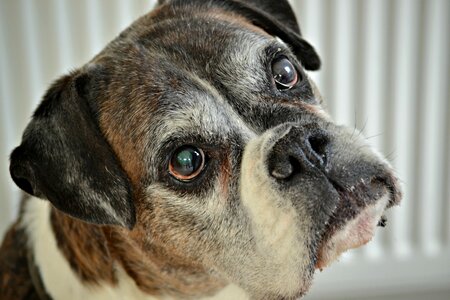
[269,155,304,180]
[307,134,329,166]
[269,156,294,180]
[270,159,293,179]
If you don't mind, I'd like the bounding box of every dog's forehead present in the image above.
[96,10,278,134]
[118,7,271,70]
[93,5,324,172]
[151,77,255,144]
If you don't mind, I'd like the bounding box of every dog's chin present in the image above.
[270,193,389,299]
[314,192,390,270]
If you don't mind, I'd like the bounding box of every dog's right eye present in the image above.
[169,146,205,181]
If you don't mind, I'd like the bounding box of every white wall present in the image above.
[0,0,449,299]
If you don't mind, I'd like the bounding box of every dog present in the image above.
[0,0,402,299]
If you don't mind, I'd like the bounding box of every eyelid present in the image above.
[266,44,285,61]
[265,42,302,73]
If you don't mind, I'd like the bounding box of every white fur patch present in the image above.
[316,193,390,269]
[21,198,248,300]
[201,283,247,300]
[21,198,165,300]
[239,134,310,296]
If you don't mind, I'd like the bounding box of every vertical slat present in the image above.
[54,0,73,68]
[321,0,337,116]
[353,1,367,131]
[417,0,449,255]
[443,53,450,248]
[21,0,43,100]
[361,0,389,150]
[446,81,450,246]
[98,0,124,48]
[331,0,356,126]
[85,0,103,56]
[292,0,307,32]
[438,0,450,250]
[2,0,37,137]
[380,0,396,161]
[408,0,428,252]
[115,0,136,32]
[382,0,397,145]
[0,1,14,237]
[64,0,93,67]
[32,0,63,88]
[389,0,422,257]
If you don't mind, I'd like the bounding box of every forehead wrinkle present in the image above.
[188,72,256,139]
[214,37,288,106]
[219,37,292,78]
[153,73,256,145]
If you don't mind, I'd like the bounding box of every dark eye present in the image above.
[271,56,298,90]
[169,146,205,181]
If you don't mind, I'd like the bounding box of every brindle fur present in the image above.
[1,1,401,299]
[0,219,38,299]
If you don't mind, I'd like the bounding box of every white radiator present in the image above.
[0,0,449,299]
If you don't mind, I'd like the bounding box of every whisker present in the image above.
[365,132,385,140]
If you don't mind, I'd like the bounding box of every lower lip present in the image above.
[315,194,389,270]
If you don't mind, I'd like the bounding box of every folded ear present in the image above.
[223,0,321,70]
[161,0,321,70]
[240,0,302,35]
[9,69,135,229]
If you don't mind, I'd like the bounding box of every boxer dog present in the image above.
[0,0,402,299]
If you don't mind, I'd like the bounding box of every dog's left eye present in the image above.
[169,146,205,181]
[271,56,298,90]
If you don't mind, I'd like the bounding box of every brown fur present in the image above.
[104,224,226,298]
[0,222,39,299]
[96,47,160,187]
[50,209,116,285]
[48,200,226,298]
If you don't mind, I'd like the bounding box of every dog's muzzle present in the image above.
[262,123,402,268]
[238,121,402,296]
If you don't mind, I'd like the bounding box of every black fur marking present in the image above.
[164,0,321,70]
[9,72,135,228]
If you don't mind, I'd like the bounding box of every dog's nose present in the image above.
[268,125,331,180]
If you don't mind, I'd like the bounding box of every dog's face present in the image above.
[9,0,401,299]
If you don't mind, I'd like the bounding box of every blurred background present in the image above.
[0,0,448,299]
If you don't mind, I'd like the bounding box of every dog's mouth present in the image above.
[314,176,400,270]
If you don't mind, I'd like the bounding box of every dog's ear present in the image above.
[240,0,302,35]
[224,0,321,70]
[9,69,135,229]
[158,0,320,69]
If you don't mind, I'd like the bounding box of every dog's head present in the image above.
[9,0,402,298]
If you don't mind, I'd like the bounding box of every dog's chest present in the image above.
[21,199,247,300]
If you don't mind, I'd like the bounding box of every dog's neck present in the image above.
[22,198,245,299]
